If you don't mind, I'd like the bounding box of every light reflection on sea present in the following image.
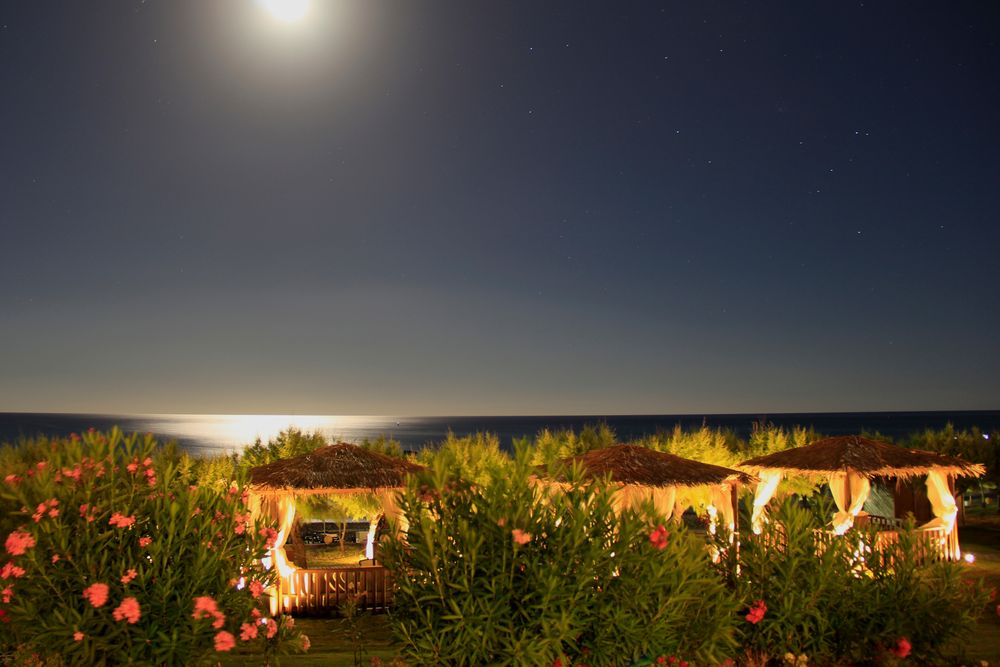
[121,414,423,456]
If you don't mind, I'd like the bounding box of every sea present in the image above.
[0,410,997,457]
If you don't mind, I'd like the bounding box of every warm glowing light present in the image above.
[259,0,310,23]
[964,552,976,564]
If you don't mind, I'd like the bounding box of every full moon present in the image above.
[259,0,311,23]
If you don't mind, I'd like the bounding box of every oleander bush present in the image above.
[718,498,990,665]
[0,429,307,665]
[384,448,739,666]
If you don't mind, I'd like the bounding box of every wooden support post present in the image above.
[844,471,852,516]
[731,483,740,535]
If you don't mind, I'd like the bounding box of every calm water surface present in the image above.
[0,411,997,457]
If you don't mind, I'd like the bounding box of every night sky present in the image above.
[1,1,998,415]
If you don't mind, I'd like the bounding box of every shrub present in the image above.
[384,448,738,666]
[239,428,328,469]
[723,498,990,664]
[0,429,306,665]
[525,423,619,466]
[415,431,511,485]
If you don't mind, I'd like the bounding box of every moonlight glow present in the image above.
[259,0,310,23]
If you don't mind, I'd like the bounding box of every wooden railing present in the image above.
[274,565,393,615]
[869,526,960,562]
[812,519,960,564]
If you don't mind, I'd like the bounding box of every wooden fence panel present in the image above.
[274,566,393,615]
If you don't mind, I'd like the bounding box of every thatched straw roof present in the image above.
[738,435,985,480]
[541,444,753,488]
[249,443,424,496]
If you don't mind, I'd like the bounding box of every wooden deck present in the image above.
[273,565,393,615]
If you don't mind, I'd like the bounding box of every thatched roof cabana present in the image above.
[738,435,985,554]
[249,443,424,496]
[739,436,985,480]
[544,444,753,488]
[539,444,753,534]
[247,443,424,614]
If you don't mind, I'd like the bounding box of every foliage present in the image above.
[0,429,305,665]
[904,423,1000,493]
[717,498,990,665]
[240,428,329,469]
[190,428,329,491]
[297,493,381,525]
[524,423,618,466]
[384,448,738,666]
[337,593,370,667]
[358,436,405,459]
[414,431,511,485]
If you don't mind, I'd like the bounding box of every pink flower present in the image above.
[0,562,25,579]
[83,583,110,608]
[234,512,249,535]
[193,596,226,628]
[193,596,219,616]
[121,569,138,585]
[126,462,139,474]
[890,637,911,658]
[511,529,532,545]
[266,617,278,638]
[35,499,60,521]
[259,527,278,549]
[138,536,152,548]
[73,631,84,641]
[2,586,13,603]
[649,524,669,550]
[142,457,153,467]
[112,597,141,624]
[240,621,258,641]
[496,517,507,527]
[300,634,310,652]
[745,600,767,624]
[249,580,265,599]
[214,631,236,652]
[51,554,60,564]
[5,530,36,556]
[109,513,136,529]
[3,474,20,485]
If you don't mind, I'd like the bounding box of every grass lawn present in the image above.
[222,518,1000,666]
[946,513,1000,663]
[219,615,398,666]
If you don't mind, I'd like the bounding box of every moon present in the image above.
[259,0,311,23]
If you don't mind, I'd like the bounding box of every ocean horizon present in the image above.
[1,410,997,457]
